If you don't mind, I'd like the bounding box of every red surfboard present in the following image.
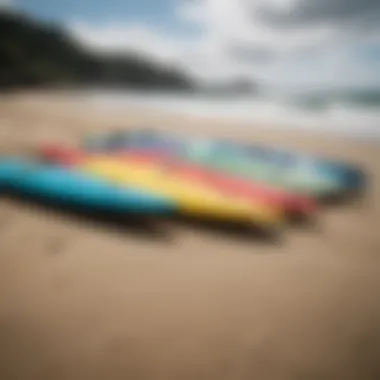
[39,144,317,219]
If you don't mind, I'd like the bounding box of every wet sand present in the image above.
[0,92,380,380]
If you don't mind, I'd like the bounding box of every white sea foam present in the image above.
[81,90,380,141]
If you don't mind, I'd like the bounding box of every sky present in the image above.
[3,0,380,90]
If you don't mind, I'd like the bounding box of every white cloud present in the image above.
[68,22,183,63]
[177,0,339,53]
[67,0,380,89]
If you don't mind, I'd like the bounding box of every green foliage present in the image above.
[0,11,193,90]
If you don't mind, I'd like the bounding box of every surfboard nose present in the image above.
[38,145,84,166]
[323,164,368,196]
[284,195,317,219]
[342,168,367,193]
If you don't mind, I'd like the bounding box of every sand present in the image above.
[0,91,380,380]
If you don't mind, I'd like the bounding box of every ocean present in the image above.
[81,90,380,141]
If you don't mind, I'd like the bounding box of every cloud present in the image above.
[67,0,380,88]
[178,0,337,52]
[227,45,277,64]
[67,22,184,63]
[256,0,380,29]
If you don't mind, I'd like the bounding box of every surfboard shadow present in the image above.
[317,186,368,208]
[166,213,284,246]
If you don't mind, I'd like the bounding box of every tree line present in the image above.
[0,11,194,91]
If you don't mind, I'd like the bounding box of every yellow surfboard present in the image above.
[79,157,285,231]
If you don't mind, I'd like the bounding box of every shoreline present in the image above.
[2,89,380,144]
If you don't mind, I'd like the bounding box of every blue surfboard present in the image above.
[84,129,367,194]
[0,158,176,214]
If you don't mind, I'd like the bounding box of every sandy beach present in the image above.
[0,91,380,380]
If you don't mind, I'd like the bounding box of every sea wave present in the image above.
[83,91,380,141]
